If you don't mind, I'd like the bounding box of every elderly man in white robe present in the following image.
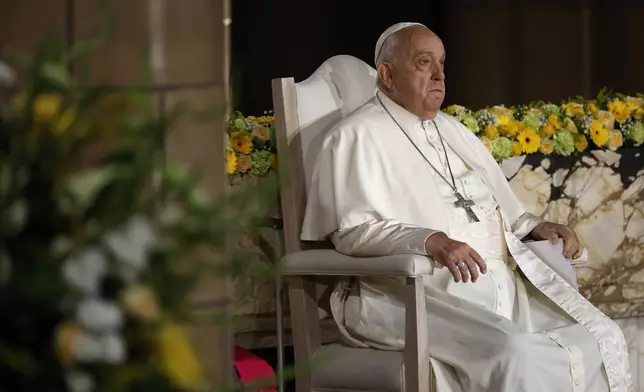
[301,22,632,392]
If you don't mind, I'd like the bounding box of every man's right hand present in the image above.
[424,233,487,283]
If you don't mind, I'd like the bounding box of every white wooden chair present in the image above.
[270,54,582,392]
[271,55,434,392]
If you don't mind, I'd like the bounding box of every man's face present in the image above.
[378,27,446,119]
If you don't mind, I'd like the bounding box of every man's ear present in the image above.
[376,63,394,91]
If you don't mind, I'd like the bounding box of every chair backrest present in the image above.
[271,55,377,254]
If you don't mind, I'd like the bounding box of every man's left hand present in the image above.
[530,222,583,259]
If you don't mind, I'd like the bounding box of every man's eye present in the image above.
[419,59,431,66]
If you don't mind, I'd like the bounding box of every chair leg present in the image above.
[404,276,431,392]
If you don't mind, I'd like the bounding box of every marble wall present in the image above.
[501,147,644,318]
[503,147,644,389]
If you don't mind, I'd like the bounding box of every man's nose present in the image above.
[431,64,445,81]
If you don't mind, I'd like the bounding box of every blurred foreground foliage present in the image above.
[0,2,279,391]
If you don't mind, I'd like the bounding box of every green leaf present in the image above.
[40,62,70,88]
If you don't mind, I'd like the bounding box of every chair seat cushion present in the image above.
[311,344,404,392]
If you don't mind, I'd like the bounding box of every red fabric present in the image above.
[233,345,277,392]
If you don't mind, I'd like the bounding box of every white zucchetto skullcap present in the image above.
[374,22,427,65]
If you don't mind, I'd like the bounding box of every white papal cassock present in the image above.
[301,92,632,392]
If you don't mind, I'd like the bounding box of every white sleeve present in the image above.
[330,219,444,266]
[511,212,546,239]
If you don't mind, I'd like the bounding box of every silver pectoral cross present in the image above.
[454,192,480,222]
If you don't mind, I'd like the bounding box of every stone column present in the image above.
[75,0,232,384]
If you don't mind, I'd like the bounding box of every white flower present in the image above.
[74,332,127,364]
[0,61,15,87]
[76,298,123,333]
[62,248,107,296]
[4,199,28,233]
[102,334,127,364]
[104,215,157,282]
[65,370,95,392]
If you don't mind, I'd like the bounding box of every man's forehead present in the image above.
[409,33,444,56]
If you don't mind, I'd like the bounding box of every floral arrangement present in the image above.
[444,89,644,162]
[225,111,278,178]
[0,25,273,392]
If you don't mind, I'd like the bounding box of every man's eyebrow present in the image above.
[413,50,445,59]
[414,50,433,57]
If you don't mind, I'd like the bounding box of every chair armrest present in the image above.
[281,249,434,277]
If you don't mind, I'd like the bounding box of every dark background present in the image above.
[231,0,644,115]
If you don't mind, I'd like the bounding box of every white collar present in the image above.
[376,91,423,127]
[376,90,441,128]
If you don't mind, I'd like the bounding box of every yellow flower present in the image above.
[540,123,555,138]
[269,153,278,169]
[120,284,160,322]
[590,119,610,147]
[635,107,644,120]
[498,118,520,137]
[484,124,499,139]
[574,133,588,152]
[155,323,204,390]
[608,100,631,123]
[548,114,562,129]
[231,132,253,154]
[625,97,644,119]
[479,136,492,152]
[226,151,237,175]
[33,94,63,122]
[563,117,578,133]
[255,115,274,124]
[586,102,598,115]
[597,110,615,129]
[517,128,541,154]
[562,102,585,117]
[55,322,82,364]
[607,130,623,151]
[54,107,76,135]
[512,141,523,156]
[539,139,554,155]
[236,153,252,173]
[496,115,511,127]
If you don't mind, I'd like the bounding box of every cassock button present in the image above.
[572,364,577,369]
[497,284,502,289]
[567,347,573,352]
[575,380,580,386]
